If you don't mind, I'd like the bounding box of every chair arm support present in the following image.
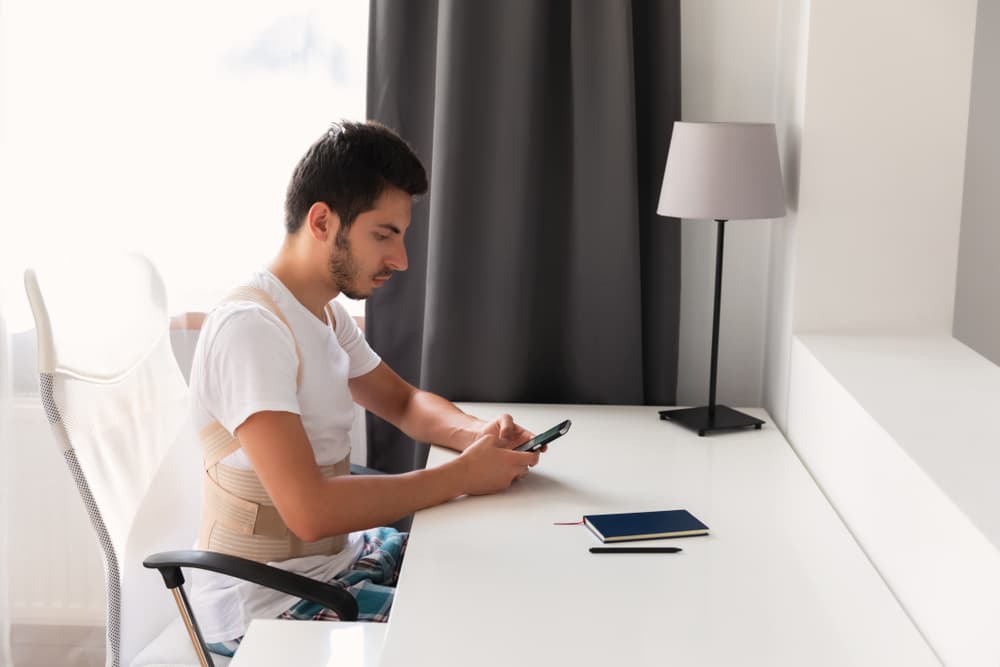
[143,549,359,621]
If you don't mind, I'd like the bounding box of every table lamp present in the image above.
[656,121,786,436]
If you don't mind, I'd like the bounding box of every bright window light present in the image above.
[0,0,370,332]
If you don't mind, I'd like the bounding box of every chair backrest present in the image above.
[24,253,202,666]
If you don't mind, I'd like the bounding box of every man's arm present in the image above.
[235,410,538,541]
[348,362,533,451]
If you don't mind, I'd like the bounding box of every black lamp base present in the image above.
[658,405,765,437]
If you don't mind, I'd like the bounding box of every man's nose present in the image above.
[386,241,408,272]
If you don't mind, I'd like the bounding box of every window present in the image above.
[0,0,370,336]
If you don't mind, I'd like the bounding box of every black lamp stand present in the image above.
[659,219,765,436]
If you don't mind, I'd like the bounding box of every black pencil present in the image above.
[589,547,682,554]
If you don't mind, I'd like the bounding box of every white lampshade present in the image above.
[657,122,786,221]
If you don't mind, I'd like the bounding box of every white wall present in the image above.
[791,1,977,337]
[677,0,782,408]
[953,0,1000,365]
[0,308,13,665]
[679,0,979,416]
[763,0,809,430]
[761,0,979,430]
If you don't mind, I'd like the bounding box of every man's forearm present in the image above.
[302,460,468,539]
[395,389,485,452]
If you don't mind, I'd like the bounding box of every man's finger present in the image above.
[498,413,514,438]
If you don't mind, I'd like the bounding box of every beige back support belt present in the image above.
[198,286,348,563]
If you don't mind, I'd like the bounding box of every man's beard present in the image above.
[328,230,392,300]
[328,231,367,299]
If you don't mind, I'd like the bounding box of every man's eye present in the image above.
[374,233,390,241]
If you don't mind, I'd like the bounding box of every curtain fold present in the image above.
[366,0,681,474]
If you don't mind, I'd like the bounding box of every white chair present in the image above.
[25,253,356,667]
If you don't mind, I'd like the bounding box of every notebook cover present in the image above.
[583,509,709,543]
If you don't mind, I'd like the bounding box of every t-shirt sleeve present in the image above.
[201,306,302,434]
[329,301,382,379]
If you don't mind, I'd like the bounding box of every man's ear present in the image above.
[306,202,340,241]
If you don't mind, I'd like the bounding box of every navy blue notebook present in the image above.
[584,509,709,543]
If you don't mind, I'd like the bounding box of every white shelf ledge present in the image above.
[788,334,1000,666]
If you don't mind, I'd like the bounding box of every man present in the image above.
[188,121,541,657]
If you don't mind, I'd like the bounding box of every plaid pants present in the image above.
[207,526,408,658]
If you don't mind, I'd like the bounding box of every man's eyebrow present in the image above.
[376,223,403,234]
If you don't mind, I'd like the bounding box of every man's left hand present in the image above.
[478,413,537,452]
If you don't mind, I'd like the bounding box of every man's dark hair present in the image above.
[284,121,428,234]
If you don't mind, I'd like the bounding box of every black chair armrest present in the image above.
[143,549,358,621]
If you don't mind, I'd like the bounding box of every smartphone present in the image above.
[513,419,572,452]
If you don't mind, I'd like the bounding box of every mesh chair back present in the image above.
[25,253,201,666]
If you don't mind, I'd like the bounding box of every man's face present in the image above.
[328,186,411,300]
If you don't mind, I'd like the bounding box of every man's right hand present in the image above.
[456,433,541,496]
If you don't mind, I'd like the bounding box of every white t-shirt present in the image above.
[188,269,381,642]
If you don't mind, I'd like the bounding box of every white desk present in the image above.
[379,403,938,666]
[229,620,384,666]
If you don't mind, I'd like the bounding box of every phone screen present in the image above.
[513,419,571,452]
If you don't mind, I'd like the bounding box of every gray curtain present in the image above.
[365,0,681,475]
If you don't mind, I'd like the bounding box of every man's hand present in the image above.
[477,413,538,451]
[456,433,540,496]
